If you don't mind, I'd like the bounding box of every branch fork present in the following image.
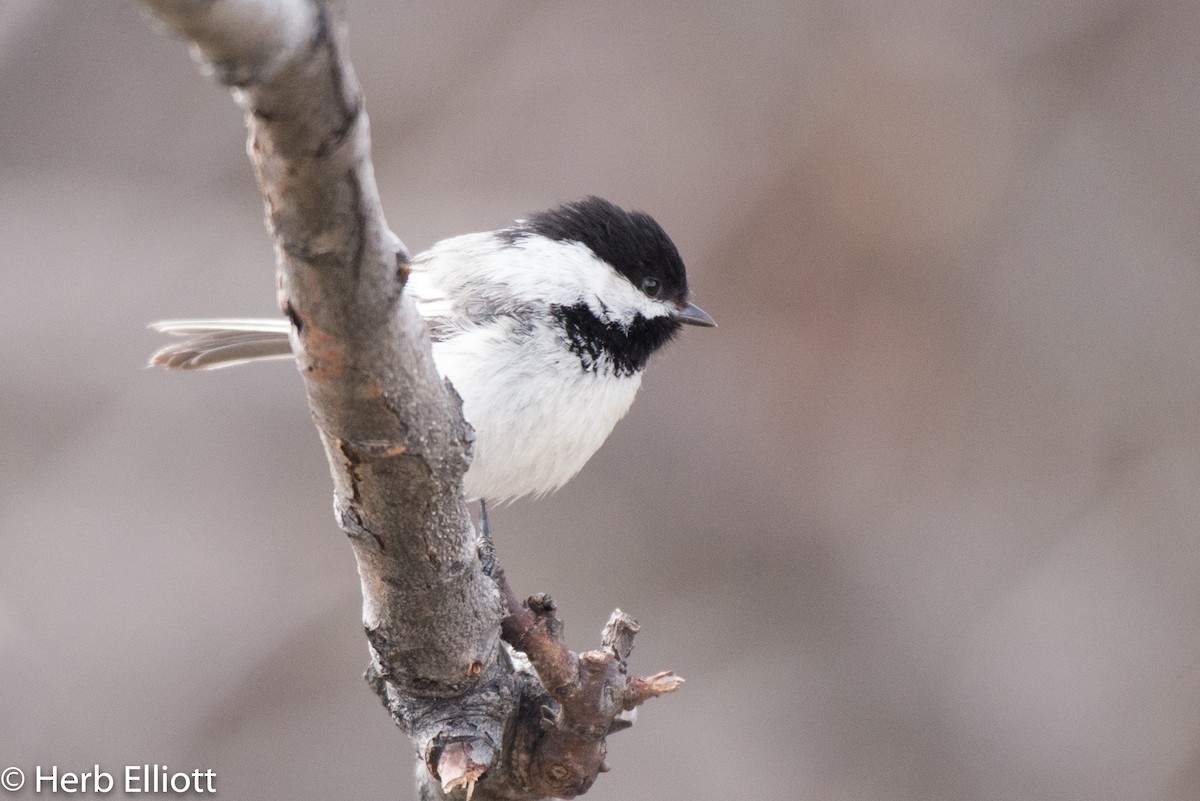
[495,576,684,799]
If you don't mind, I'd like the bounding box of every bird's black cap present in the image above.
[502,196,690,304]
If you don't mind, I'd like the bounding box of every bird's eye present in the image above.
[641,276,661,297]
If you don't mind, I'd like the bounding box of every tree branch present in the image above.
[138,2,680,798]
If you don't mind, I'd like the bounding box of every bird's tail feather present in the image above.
[148,319,293,370]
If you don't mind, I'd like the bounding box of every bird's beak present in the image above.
[675,301,717,328]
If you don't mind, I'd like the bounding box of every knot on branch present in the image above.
[496,573,683,799]
[369,654,513,801]
[426,735,494,801]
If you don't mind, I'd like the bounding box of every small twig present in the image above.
[494,569,683,799]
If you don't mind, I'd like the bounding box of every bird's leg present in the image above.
[480,499,492,540]
[477,499,498,578]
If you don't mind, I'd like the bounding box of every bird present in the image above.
[150,196,715,504]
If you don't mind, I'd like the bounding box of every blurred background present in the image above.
[2,1,1199,799]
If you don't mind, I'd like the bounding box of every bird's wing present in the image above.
[403,264,460,342]
[407,232,535,340]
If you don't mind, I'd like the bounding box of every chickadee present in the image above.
[151,196,715,503]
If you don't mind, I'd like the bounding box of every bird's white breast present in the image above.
[430,318,643,503]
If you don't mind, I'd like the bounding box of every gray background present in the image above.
[2,1,1199,799]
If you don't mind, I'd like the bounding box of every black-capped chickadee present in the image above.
[150,196,715,503]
